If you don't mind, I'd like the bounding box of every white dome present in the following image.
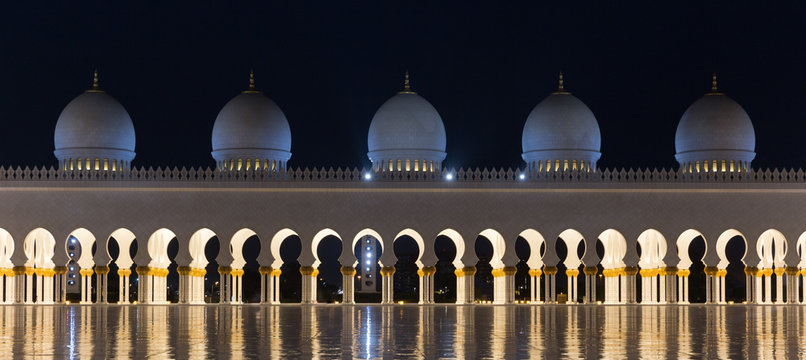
[211,78,292,171]
[521,80,601,171]
[367,78,446,171]
[675,78,756,171]
[54,79,136,171]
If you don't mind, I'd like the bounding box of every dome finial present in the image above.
[706,72,722,95]
[249,69,255,90]
[86,68,105,93]
[242,69,261,94]
[552,71,570,94]
[398,71,416,94]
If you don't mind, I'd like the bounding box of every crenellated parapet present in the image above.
[2,166,806,184]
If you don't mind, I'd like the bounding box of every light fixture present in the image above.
[445,173,453,181]
[519,173,525,180]
[364,173,372,180]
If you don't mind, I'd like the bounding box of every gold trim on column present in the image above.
[299,266,315,276]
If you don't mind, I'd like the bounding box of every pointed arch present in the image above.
[518,229,545,269]
[0,229,14,268]
[188,228,217,269]
[270,228,299,269]
[637,229,668,269]
[437,229,466,269]
[558,229,585,269]
[311,228,341,268]
[597,229,627,269]
[395,228,425,268]
[756,229,785,269]
[147,228,177,269]
[108,228,136,269]
[478,229,506,269]
[351,228,382,268]
[230,228,258,269]
[676,229,705,269]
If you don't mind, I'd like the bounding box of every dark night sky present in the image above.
[0,2,804,170]
[2,2,804,299]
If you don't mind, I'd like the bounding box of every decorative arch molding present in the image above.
[597,229,627,270]
[230,228,258,269]
[394,228,425,268]
[437,228,466,269]
[518,229,545,269]
[756,229,786,269]
[311,228,341,268]
[676,229,705,270]
[350,228,381,268]
[108,228,136,269]
[24,228,56,269]
[637,229,668,269]
[66,228,96,269]
[146,228,177,269]
[478,228,506,269]
[188,228,217,269]
[558,229,585,270]
[269,228,299,269]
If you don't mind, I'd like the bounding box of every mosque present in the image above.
[0,69,803,307]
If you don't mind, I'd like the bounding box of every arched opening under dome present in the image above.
[227,229,261,303]
[434,234,458,303]
[474,229,506,303]
[106,228,136,304]
[272,233,301,303]
[677,231,706,303]
[597,229,627,304]
[519,229,546,303]
[556,229,585,304]
[513,236,537,301]
[22,228,56,304]
[313,234,342,303]
[352,231,382,303]
[393,235,420,303]
[755,229,786,304]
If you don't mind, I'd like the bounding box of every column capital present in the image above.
[565,269,579,277]
[117,269,132,277]
[582,266,598,276]
[703,266,719,276]
[623,267,639,276]
[785,266,799,276]
[299,266,316,276]
[340,266,357,276]
[217,266,233,275]
[744,266,758,275]
[379,266,396,276]
[94,266,111,275]
[542,266,558,275]
[454,266,476,277]
[528,269,543,277]
[79,268,94,277]
[774,267,786,276]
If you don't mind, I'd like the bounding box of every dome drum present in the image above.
[368,149,445,172]
[55,148,135,171]
[675,150,754,173]
[211,148,291,171]
[522,149,601,172]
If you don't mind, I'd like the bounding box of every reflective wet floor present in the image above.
[0,304,804,359]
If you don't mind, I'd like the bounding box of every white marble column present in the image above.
[300,266,318,304]
[418,266,436,304]
[118,269,131,303]
[529,269,542,303]
[543,266,558,304]
[455,266,476,304]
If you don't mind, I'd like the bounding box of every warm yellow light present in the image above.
[398,301,404,304]
[728,301,734,305]
[597,301,602,305]
[742,301,748,304]
[65,301,70,304]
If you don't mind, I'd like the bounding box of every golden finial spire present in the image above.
[398,71,416,94]
[552,71,570,94]
[249,69,255,90]
[242,69,261,93]
[707,72,722,95]
[86,68,104,93]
